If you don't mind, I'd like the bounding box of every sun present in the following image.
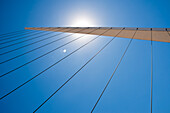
[71,17,94,27]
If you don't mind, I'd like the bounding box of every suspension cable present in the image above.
[0,28,101,100]
[0,31,50,45]
[0,28,96,78]
[0,27,56,45]
[0,29,57,49]
[0,28,84,56]
[0,28,86,64]
[33,28,124,113]
[91,28,138,113]
[0,30,25,38]
[0,30,39,42]
[0,27,69,50]
[150,28,153,113]
[0,27,68,43]
[0,27,70,41]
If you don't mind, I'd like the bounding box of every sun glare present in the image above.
[69,16,96,43]
[71,17,94,27]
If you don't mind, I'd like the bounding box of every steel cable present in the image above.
[0,28,84,56]
[0,30,25,38]
[0,28,86,64]
[91,28,138,113]
[0,27,70,50]
[150,28,153,113]
[0,29,56,49]
[33,28,124,113]
[0,28,99,100]
[0,28,96,78]
[0,30,39,42]
[0,29,55,45]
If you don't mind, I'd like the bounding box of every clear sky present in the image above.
[0,0,170,113]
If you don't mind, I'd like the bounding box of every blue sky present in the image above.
[0,0,170,33]
[0,0,170,113]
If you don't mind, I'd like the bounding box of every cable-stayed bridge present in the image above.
[0,27,170,113]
